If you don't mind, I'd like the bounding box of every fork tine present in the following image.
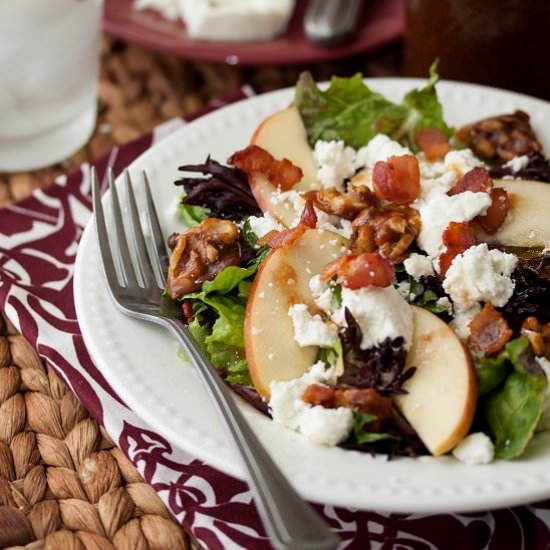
[109,169,138,287]
[92,168,122,293]
[123,170,158,289]
[142,171,168,286]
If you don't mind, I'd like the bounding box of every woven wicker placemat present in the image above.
[0,315,194,550]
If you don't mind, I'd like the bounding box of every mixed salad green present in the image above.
[168,68,550,460]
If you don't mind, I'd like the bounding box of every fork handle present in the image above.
[166,318,339,550]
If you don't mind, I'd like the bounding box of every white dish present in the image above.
[75,79,550,513]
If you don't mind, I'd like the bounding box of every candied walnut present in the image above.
[448,167,492,196]
[456,110,543,162]
[415,127,450,161]
[302,384,335,407]
[521,317,550,358]
[228,144,302,191]
[322,251,395,289]
[167,218,241,298]
[439,221,476,278]
[333,388,392,432]
[372,155,420,205]
[352,204,421,263]
[304,185,375,219]
[468,303,513,355]
[476,187,510,234]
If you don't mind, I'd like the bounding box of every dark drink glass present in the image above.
[404,0,550,100]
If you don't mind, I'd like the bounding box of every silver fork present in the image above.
[304,0,363,46]
[91,167,340,550]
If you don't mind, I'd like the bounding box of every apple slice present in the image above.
[395,306,477,456]
[249,106,318,226]
[245,229,347,398]
[476,179,550,248]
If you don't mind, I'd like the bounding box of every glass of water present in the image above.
[0,0,104,172]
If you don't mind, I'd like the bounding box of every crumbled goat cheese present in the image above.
[288,304,338,347]
[419,157,446,179]
[436,297,454,315]
[415,191,492,257]
[404,253,435,280]
[333,286,414,350]
[354,134,411,169]
[269,362,353,446]
[309,275,339,315]
[270,189,305,221]
[443,244,518,310]
[536,357,550,432]
[444,149,485,177]
[451,304,481,341]
[316,210,354,240]
[315,210,354,240]
[313,140,356,190]
[504,155,530,174]
[247,213,283,238]
[417,171,457,202]
[452,432,495,465]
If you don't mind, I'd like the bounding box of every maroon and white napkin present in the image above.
[1,93,550,549]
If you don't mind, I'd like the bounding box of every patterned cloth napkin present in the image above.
[1,93,550,550]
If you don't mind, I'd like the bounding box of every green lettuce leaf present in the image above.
[195,264,258,296]
[242,219,259,247]
[398,62,453,146]
[177,200,210,227]
[475,353,509,397]
[348,410,397,445]
[182,246,270,387]
[484,337,547,459]
[316,337,344,372]
[293,62,453,151]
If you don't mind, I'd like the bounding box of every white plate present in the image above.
[75,79,550,513]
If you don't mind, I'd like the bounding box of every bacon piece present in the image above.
[449,167,492,195]
[468,303,513,355]
[333,388,392,432]
[300,198,318,229]
[302,384,335,407]
[439,221,477,278]
[228,144,302,191]
[258,200,316,250]
[373,155,420,205]
[415,128,450,161]
[476,188,510,234]
[259,226,306,250]
[321,251,395,289]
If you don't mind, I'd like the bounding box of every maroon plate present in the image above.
[103,0,404,66]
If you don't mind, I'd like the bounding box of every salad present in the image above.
[165,67,550,465]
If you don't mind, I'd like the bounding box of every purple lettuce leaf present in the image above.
[338,309,415,395]
[176,156,262,221]
[490,152,550,183]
